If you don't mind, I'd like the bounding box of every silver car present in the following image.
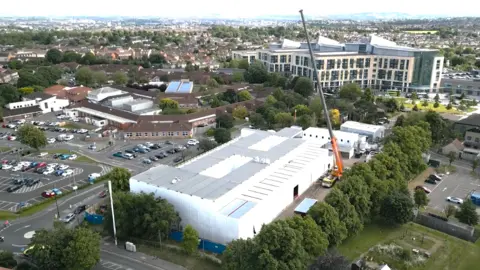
[62,213,76,223]
[446,196,463,204]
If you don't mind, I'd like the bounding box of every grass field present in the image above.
[404,30,439,34]
[339,223,480,270]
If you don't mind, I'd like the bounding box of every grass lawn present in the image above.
[0,146,11,153]
[43,149,96,164]
[61,122,93,130]
[403,102,463,114]
[137,245,222,270]
[339,222,480,270]
[404,30,439,34]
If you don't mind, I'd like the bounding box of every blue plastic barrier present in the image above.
[168,231,226,254]
[84,212,104,225]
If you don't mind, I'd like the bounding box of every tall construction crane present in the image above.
[299,10,344,187]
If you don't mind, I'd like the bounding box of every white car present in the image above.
[144,142,154,147]
[78,129,88,134]
[47,138,56,144]
[19,161,31,167]
[64,134,74,141]
[2,164,12,170]
[187,139,199,146]
[47,163,58,168]
[62,169,74,177]
[446,196,464,204]
[62,213,76,223]
[137,144,147,149]
[68,154,77,160]
[38,152,48,157]
[43,167,54,175]
[11,165,23,172]
[58,164,69,170]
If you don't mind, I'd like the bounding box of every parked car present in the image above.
[42,190,55,198]
[99,190,108,198]
[187,139,199,146]
[144,142,154,148]
[113,152,124,158]
[429,174,442,181]
[167,148,176,154]
[7,185,22,193]
[55,169,64,176]
[149,156,158,161]
[68,154,77,160]
[446,196,464,204]
[142,159,152,164]
[74,205,86,215]
[62,169,74,177]
[424,178,437,184]
[125,149,134,154]
[52,188,62,195]
[47,138,56,144]
[173,156,184,163]
[26,179,40,187]
[2,164,12,170]
[415,185,431,194]
[150,144,161,149]
[43,167,55,175]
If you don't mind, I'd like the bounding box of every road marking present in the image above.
[12,244,28,247]
[442,187,447,192]
[100,249,167,270]
[24,231,35,239]
[14,225,31,232]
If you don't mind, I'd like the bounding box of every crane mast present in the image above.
[299,10,344,181]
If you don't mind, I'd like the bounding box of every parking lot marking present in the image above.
[442,187,447,192]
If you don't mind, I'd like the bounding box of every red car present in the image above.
[41,190,55,198]
[99,190,108,198]
[36,162,47,168]
[415,185,432,194]
[1,160,8,164]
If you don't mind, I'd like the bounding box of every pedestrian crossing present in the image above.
[100,164,113,175]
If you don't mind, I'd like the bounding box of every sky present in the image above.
[3,0,480,18]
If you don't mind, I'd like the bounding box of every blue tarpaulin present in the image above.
[294,198,318,215]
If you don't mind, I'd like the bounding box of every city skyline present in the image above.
[2,0,480,18]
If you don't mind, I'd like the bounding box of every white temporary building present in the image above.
[129,128,332,245]
[302,127,362,158]
[340,121,385,140]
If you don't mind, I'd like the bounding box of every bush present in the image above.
[205,128,215,137]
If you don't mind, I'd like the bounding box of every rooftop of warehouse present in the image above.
[132,127,329,201]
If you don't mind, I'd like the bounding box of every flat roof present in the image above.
[341,121,385,132]
[132,129,329,201]
[294,198,318,214]
[75,107,137,124]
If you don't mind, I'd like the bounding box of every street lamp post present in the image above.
[108,180,118,246]
[54,194,60,219]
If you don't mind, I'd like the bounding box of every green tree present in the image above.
[238,59,250,69]
[455,199,479,225]
[380,192,414,225]
[308,202,347,246]
[294,77,314,97]
[62,51,81,63]
[214,128,231,144]
[414,189,429,208]
[75,67,95,86]
[448,151,456,165]
[286,216,329,258]
[293,104,311,117]
[243,61,269,84]
[309,97,323,124]
[411,92,418,101]
[296,114,314,130]
[207,78,219,88]
[422,99,429,107]
[30,225,101,270]
[0,84,20,103]
[159,98,179,110]
[93,71,108,85]
[15,261,38,270]
[309,249,350,270]
[0,250,17,268]
[444,204,457,219]
[17,124,48,150]
[324,189,363,237]
[255,220,310,269]
[472,159,479,172]
[45,48,63,64]
[274,112,294,128]
[232,72,244,82]
[339,83,362,101]
[232,106,248,119]
[80,52,97,65]
[112,71,128,85]
[238,90,253,101]
[198,138,217,152]
[434,93,440,103]
[223,238,261,270]
[249,112,266,128]
[19,86,35,96]
[362,88,374,102]
[148,54,166,64]
[216,114,234,129]
[182,225,199,255]
[104,192,180,240]
[337,175,372,223]
[100,167,131,192]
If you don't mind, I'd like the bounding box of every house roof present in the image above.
[456,114,480,127]
[44,85,67,98]
[23,92,54,101]
[3,105,43,117]
[450,139,465,151]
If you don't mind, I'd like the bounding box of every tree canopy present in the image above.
[294,77,314,97]
[17,124,48,150]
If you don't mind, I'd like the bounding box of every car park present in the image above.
[26,178,40,187]
[446,196,464,204]
[167,148,176,154]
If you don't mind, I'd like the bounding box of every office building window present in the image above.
[379,58,383,67]
[378,69,386,80]
[288,55,291,63]
[331,71,339,80]
[304,57,309,67]
[342,59,348,69]
[349,59,354,68]
[400,60,405,69]
[327,59,335,69]
[280,55,286,63]
[135,132,141,136]
[126,133,132,137]
[284,64,291,72]
[336,59,341,69]
[365,58,371,67]
[387,70,392,80]
[356,58,364,68]
[389,59,398,69]
[270,55,278,63]
[295,56,300,65]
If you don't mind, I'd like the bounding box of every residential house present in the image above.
[0,68,19,84]
[441,139,464,157]
[0,51,14,63]
[462,128,480,160]
[454,114,480,134]
[14,49,46,61]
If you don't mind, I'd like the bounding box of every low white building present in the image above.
[302,127,363,158]
[340,121,385,141]
[129,128,332,245]
[12,92,69,114]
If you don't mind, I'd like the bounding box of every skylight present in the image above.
[248,136,287,152]
[200,155,252,179]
